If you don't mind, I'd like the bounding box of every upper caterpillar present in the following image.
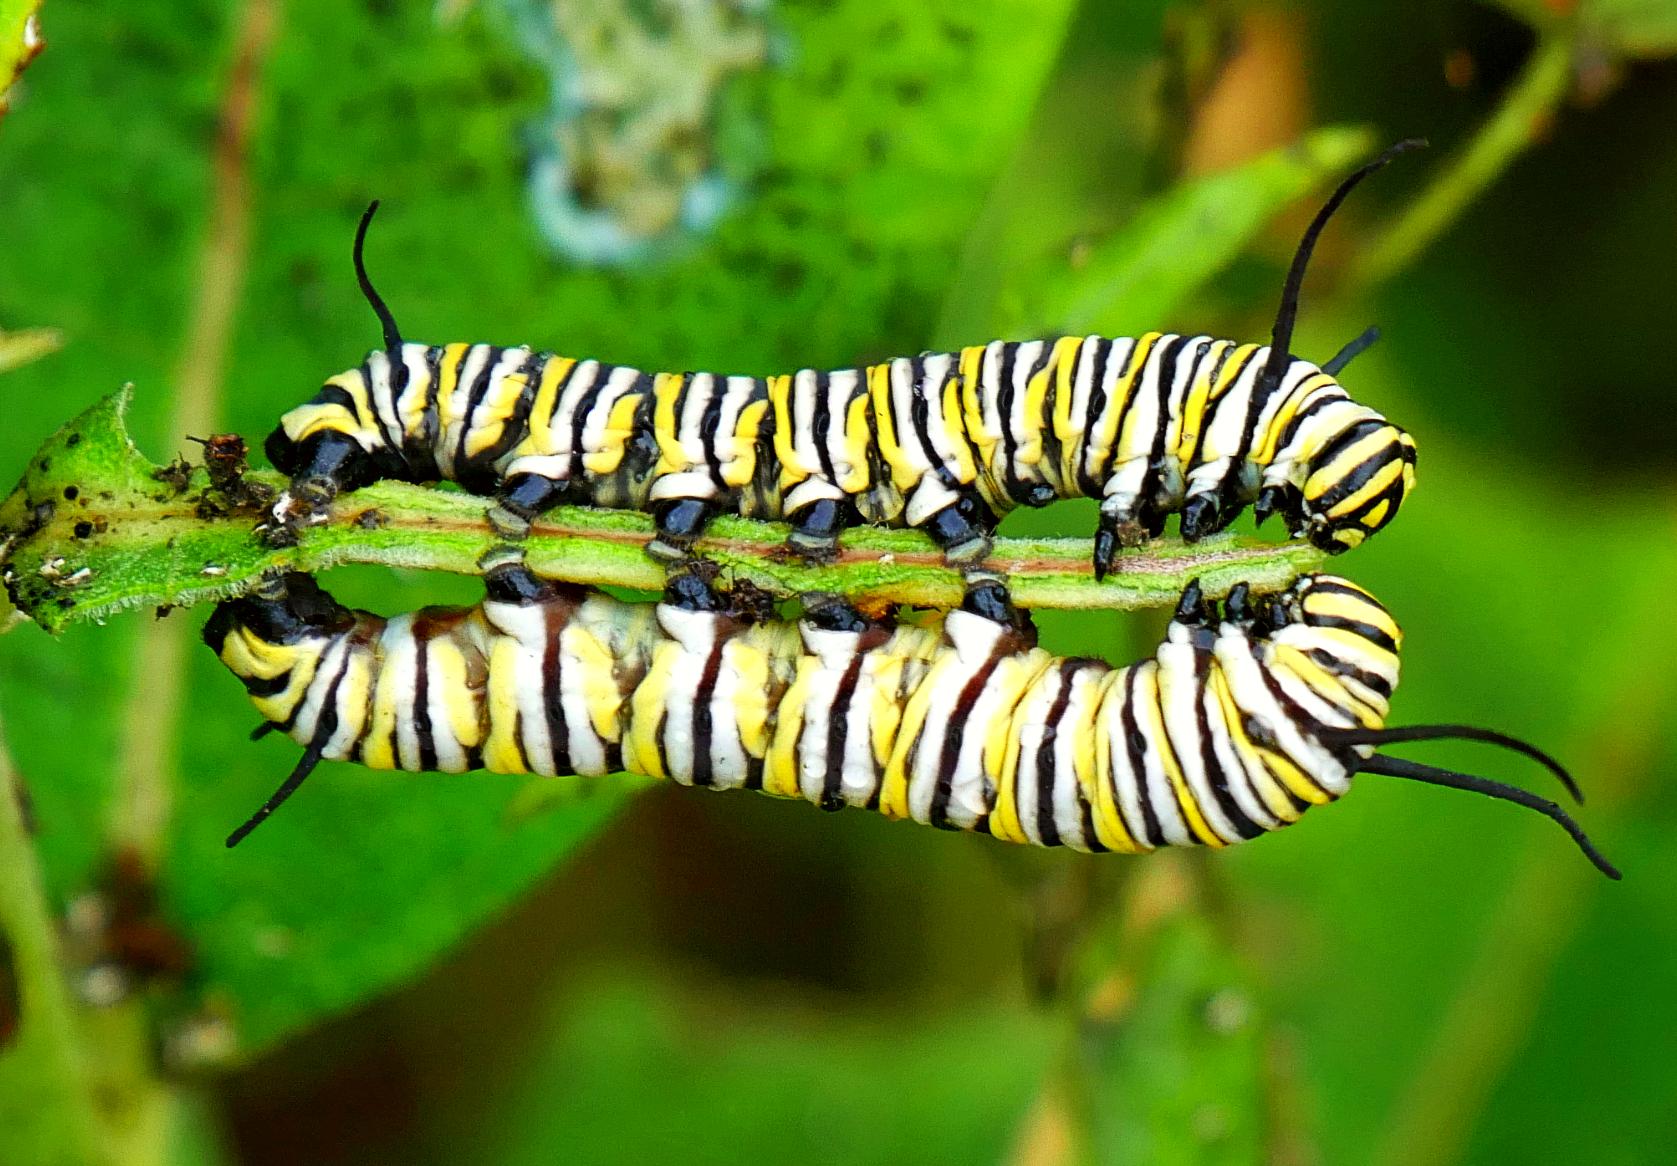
[265,143,1422,578]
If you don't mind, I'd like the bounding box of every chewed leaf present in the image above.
[0,389,1327,634]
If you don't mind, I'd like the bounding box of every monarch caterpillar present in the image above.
[202,566,1616,878]
[264,143,1423,579]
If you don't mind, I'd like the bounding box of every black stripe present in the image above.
[1311,442,1397,512]
[1309,417,1387,474]
[412,624,437,772]
[1149,335,1196,466]
[1192,648,1264,841]
[1274,391,1339,453]
[1119,669,1165,848]
[316,382,360,419]
[361,360,403,458]
[810,371,838,485]
[689,636,726,787]
[929,651,1004,831]
[567,362,617,482]
[820,652,866,811]
[1075,338,1114,497]
[1033,662,1083,848]
[242,670,291,699]
[463,349,544,481]
[1305,647,1393,699]
[698,375,729,491]
[1104,337,1153,482]
[1231,347,1280,464]
[907,356,957,490]
[1001,344,1053,504]
[455,345,505,472]
[542,608,572,774]
[1308,615,1398,655]
[1254,659,1335,800]
[994,344,1018,497]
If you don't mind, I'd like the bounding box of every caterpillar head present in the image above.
[202,572,356,654]
[1259,416,1418,554]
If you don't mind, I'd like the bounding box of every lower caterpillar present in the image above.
[262,143,1423,578]
[201,567,1617,878]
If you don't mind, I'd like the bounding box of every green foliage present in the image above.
[1,1,1674,1164]
[1045,125,1374,335]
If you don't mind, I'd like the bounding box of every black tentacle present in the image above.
[1357,753,1619,880]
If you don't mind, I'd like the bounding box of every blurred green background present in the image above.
[2,1,1675,1163]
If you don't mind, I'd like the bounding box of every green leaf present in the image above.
[1,389,1327,633]
[1584,0,1677,56]
[1045,125,1377,336]
[0,0,1092,1068]
[433,973,1056,1166]
[1079,914,1269,1165]
[0,325,59,374]
[0,0,42,117]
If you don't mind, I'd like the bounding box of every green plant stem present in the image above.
[1350,32,1575,291]
[0,710,113,1166]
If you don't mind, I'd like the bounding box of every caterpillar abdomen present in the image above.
[265,147,1426,576]
[267,331,1417,572]
[204,567,1615,875]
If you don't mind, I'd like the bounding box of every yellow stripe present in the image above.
[869,362,920,492]
[939,373,977,483]
[764,664,811,798]
[1253,371,1335,463]
[435,343,472,436]
[958,345,993,465]
[581,390,644,476]
[722,398,770,488]
[1315,450,1402,517]
[1173,339,1227,464]
[1087,671,1141,851]
[1090,332,1158,479]
[626,644,676,780]
[483,637,528,774]
[1208,668,1297,823]
[1051,335,1082,441]
[768,374,802,490]
[839,391,873,493]
[464,368,531,460]
[878,654,942,820]
[651,371,688,476]
[1137,666,1225,847]
[522,355,576,455]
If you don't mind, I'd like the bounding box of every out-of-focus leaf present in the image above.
[0,0,42,116]
[431,973,1055,1166]
[0,390,1326,632]
[0,325,58,373]
[1584,0,1677,56]
[1045,125,1376,336]
[1492,0,1677,57]
[1076,914,1269,1165]
[0,0,1084,1061]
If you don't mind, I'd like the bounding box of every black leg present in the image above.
[786,497,855,562]
[648,497,719,562]
[489,473,572,540]
[921,491,996,568]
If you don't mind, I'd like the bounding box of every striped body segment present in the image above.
[205,570,1403,853]
[266,333,1418,570]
